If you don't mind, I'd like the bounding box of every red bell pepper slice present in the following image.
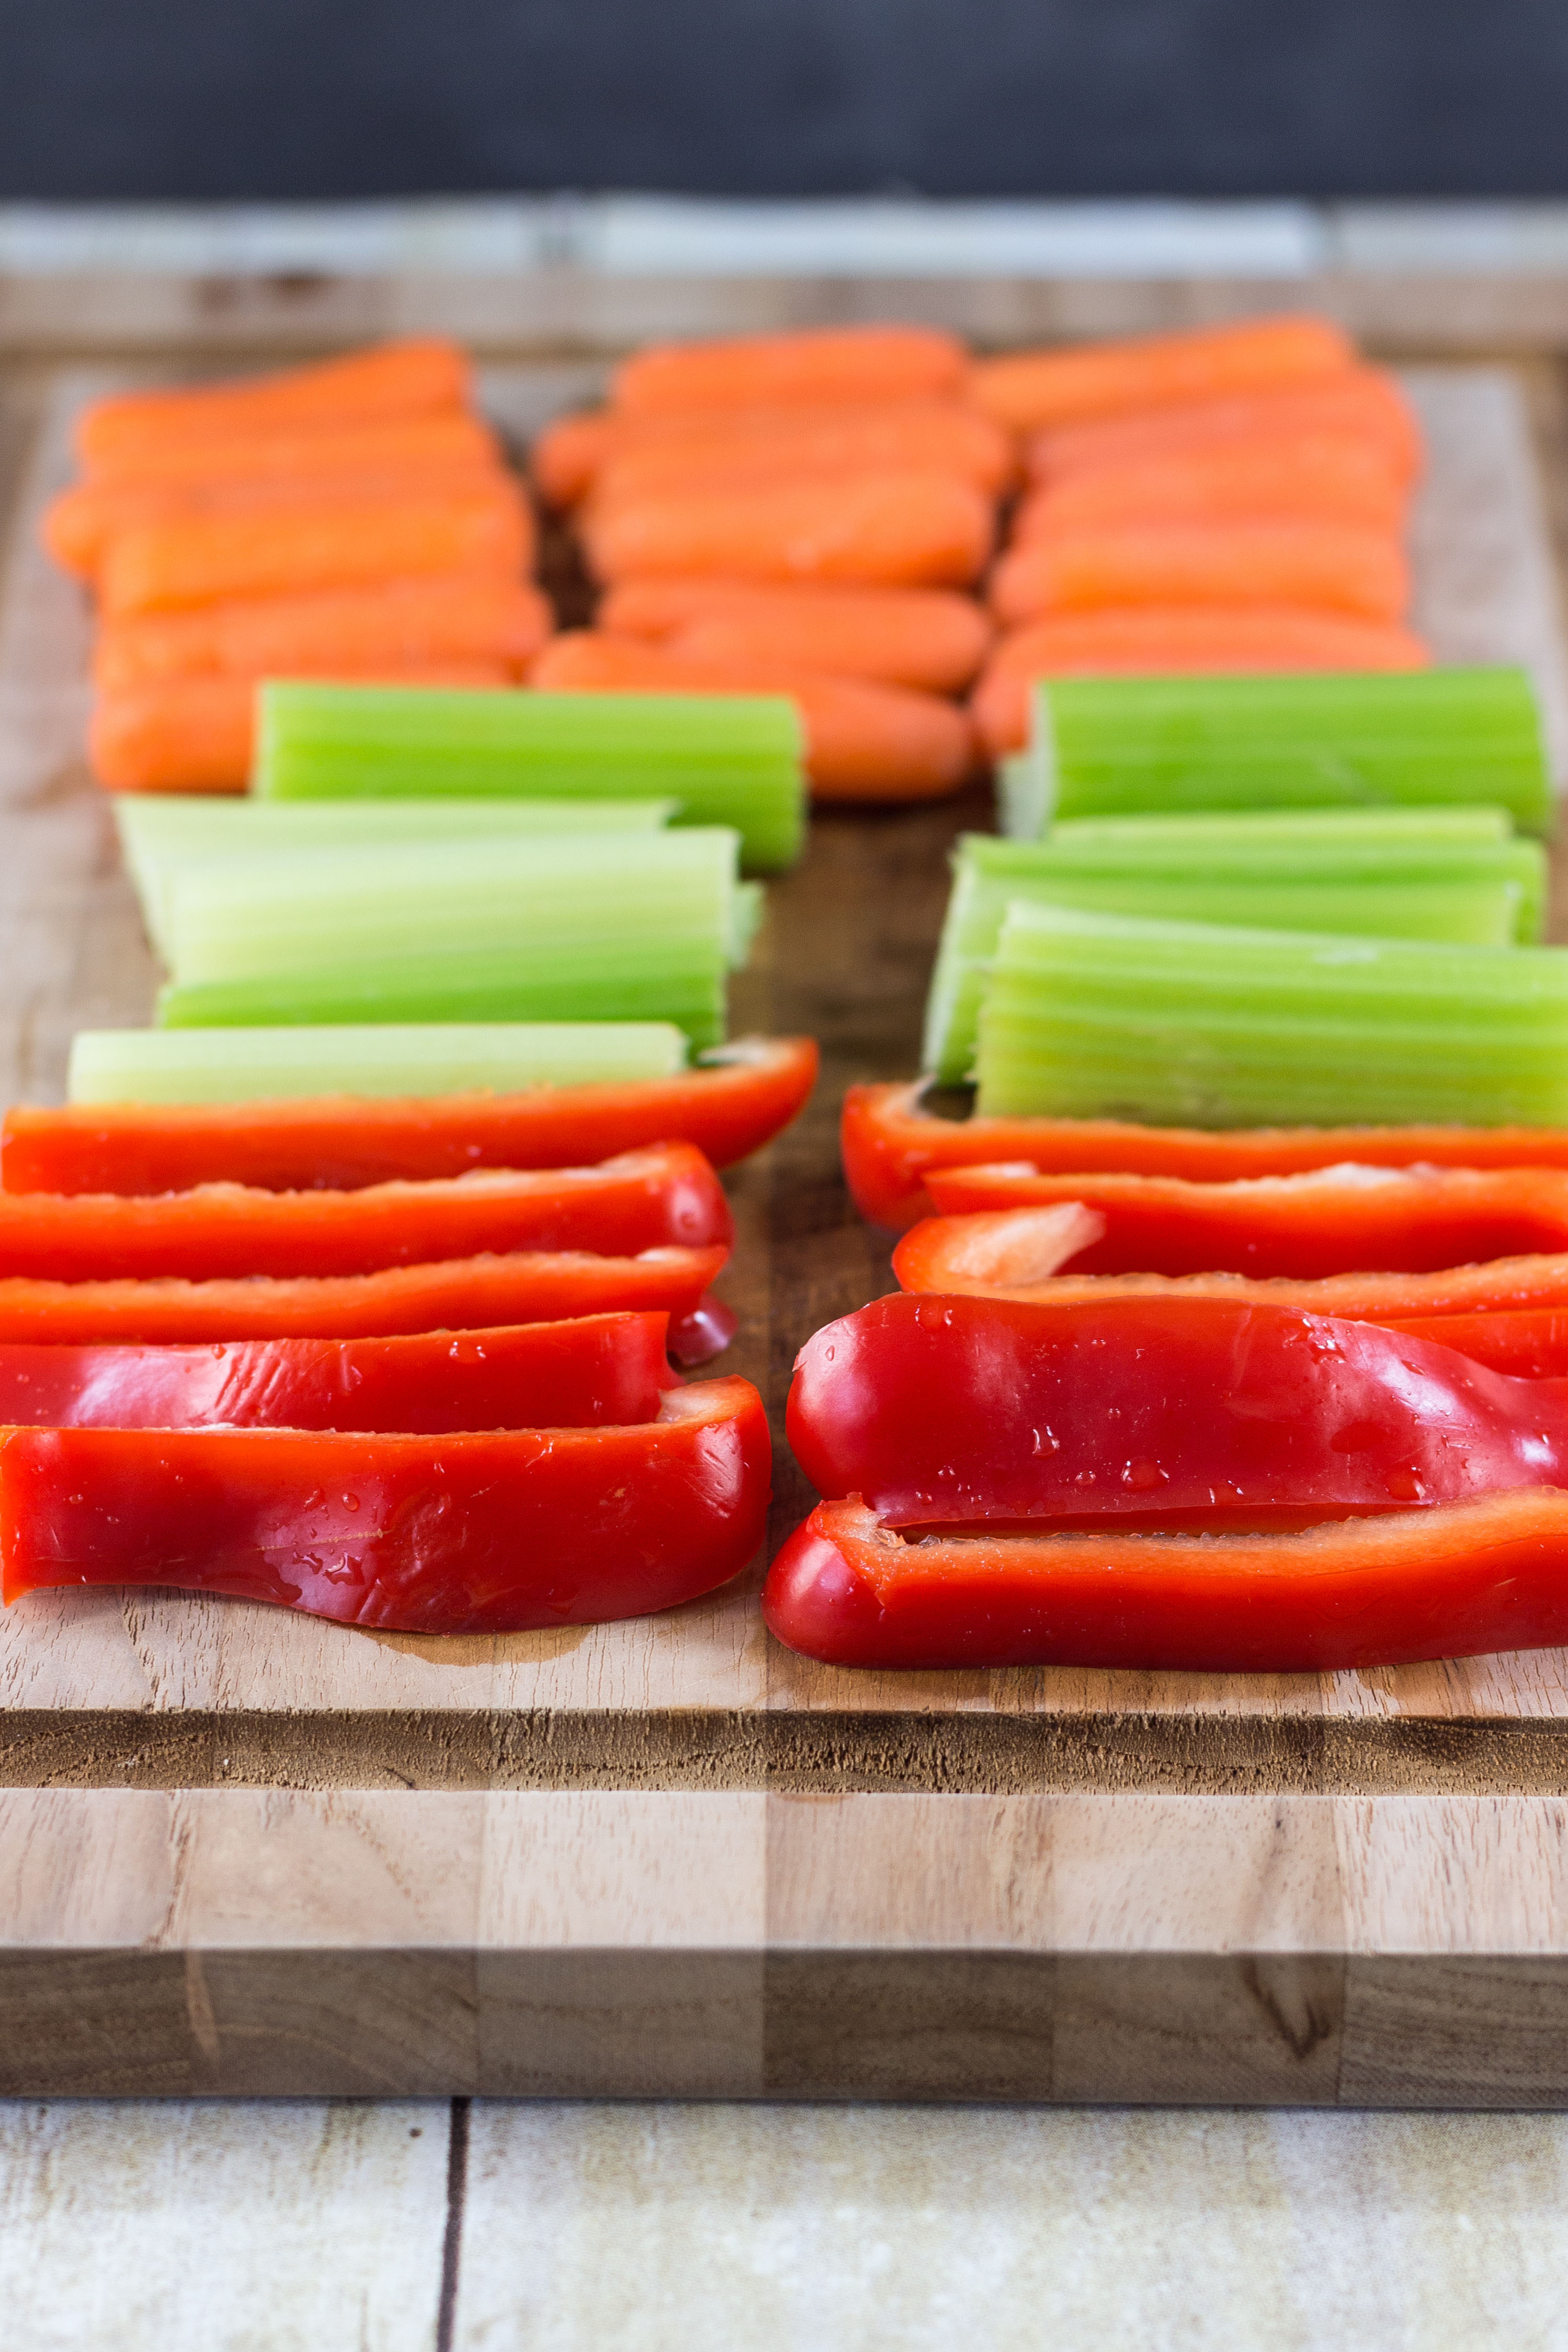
[893,1208,1568,1322]
[0,1241,728,1343]
[762,1490,1568,1673]
[1393,1309,1568,1379]
[1,1376,771,1634]
[0,1312,674,1432]
[3,1036,819,1196]
[0,1143,731,1282]
[842,1077,1568,1233]
[787,1292,1568,1533]
[921,1162,1568,1279]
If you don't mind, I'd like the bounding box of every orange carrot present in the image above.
[98,484,532,619]
[588,407,1014,509]
[1026,368,1423,486]
[531,631,975,802]
[531,413,621,508]
[94,576,553,691]
[612,326,968,416]
[988,520,1410,629]
[969,315,1356,436]
[75,339,472,472]
[597,580,990,690]
[583,472,992,590]
[78,410,502,492]
[970,607,1431,756]
[44,460,509,582]
[1013,433,1408,541]
[90,664,512,793]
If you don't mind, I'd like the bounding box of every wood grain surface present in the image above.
[1,366,1566,1802]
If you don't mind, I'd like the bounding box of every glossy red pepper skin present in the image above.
[1,1377,770,1634]
[788,1292,1568,1533]
[0,1313,674,1433]
[762,1491,1568,1672]
[0,1144,731,1282]
[922,1162,1568,1280]
[842,1077,1568,1233]
[0,1242,729,1344]
[893,1209,1568,1323]
[2,1037,819,1196]
[1394,1309,1568,1379]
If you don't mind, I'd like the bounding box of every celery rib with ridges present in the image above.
[69,1023,688,1105]
[923,815,1547,1083]
[253,682,806,872]
[155,830,745,1051]
[974,902,1568,1127]
[115,794,678,962]
[1012,669,1554,837]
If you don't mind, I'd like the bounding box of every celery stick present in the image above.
[69,1022,687,1105]
[974,902,1568,1126]
[156,830,744,1050]
[116,794,677,962]
[254,682,806,872]
[1018,669,1554,836]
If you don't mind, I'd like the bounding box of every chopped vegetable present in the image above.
[0,1313,675,1431]
[968,315,1356,436]
[70,1021,687,1105]
[2,1377,770,1634]
[589,402,1014,505]
[990,519,1408,629]
[611,325,968,414]
[255,680,805,871]
[1014,433,1407,538]
[600,580,994,695]
[6,1035,819,1194]
[763,1490,1568,1672]
[840,1076,1568,1232]
[0,1144,730,1281]
[72,407,501,495]
[1026,369,1422,487]
[973,902,1568,1124]
[153,829,746,1048]
[582,471,994,591]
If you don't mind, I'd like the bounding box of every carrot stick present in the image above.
[78,410,502,492]
[75,339,472,471]
[612,326,968,415]
[588,406,1014,507]
[94,576,553,691]
[968,315,1357,435]
[970,608,1431,756]
[1026,369,1423,487]
[44,460,509,582]
[99,484,533,619]
[90,664,512,794]
[988,520,1410,629]
[583,472,992,589]
[596,582,991,691]
[532,413,621,509]
[1013,434,1408,540]
[531,631,975,802]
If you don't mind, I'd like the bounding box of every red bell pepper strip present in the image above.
[762,1490,1568,1672]
[787,1292,1568,1533]
[893,1208,1568,1322]
[2,1036,819,1196]
[0,1312,674,1432]
[1,1376,771,1634]
[1393,1309,1568,1379]
[921,1161,1568,1279]
[0,1143,731,1282]
[0,1242,728,1344]
[842,1077,1568,1233]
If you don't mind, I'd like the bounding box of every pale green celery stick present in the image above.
[996,752,1048,840]
[1027,668,1554,835]
[69,1022,686,1105]
[156,829,743,1051]
[974,902,1568,1126]
[254,682,806,871]
[730,881,765,970]
[116,795,677,961]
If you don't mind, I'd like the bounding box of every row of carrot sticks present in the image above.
[43,314,1431,801]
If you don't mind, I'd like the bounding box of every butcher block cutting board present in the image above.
[3,357,1568,2103]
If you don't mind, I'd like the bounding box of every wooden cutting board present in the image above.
[3,359,1568,2101]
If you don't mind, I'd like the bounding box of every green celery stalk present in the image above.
[254,683,806,872]
[115,794,677,962]
[156,830,744,1050]
[1016,669,1554,836]
[69,1022,687,1105]
[974,902,1568,1126]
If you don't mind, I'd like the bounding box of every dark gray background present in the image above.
[3,0,1565,201]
